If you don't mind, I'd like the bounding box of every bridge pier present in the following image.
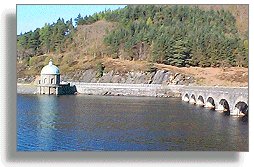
[216,104,225,111]
[196,96,205,106]
[182,94,189,102]
[204,102,215,109]
[189,95,196,104]
[196,99,204,106]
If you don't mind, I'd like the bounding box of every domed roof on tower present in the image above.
[41,59,60,75]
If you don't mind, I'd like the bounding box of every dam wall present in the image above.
[70,82,184,97]
[17,84,37,94]
[17,82,184,97]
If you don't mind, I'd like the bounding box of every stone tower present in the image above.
[37,59,60,95]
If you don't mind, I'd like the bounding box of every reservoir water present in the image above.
[17,94,248,151]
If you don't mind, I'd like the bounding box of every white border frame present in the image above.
[1,0,253,166]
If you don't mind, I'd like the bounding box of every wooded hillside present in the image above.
[17,5,248,77]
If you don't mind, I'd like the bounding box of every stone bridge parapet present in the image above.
[180,86,248,116]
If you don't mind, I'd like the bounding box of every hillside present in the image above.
[17,20,248,86]
[196,5,248,37]
[17,5,248,87]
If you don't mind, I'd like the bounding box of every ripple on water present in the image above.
[17,95,248,151]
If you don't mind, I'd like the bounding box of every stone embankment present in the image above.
[17,84,37,94]
[17,82,183,97]
[71,82,184,97]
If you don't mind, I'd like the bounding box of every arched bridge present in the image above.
[180,86,248,116]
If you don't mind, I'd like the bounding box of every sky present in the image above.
[17,5,126,34]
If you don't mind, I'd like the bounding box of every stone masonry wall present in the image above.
[70,82,184,97]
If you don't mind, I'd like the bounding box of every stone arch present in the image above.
[232,95,248,116]
[218,99,230,115]
[233,101,248,116]
[182,93,189,102]
[44,77,47,84]
[189,94,196,104]
[51,78,54,84]
[205,97,215,109]
[196,95,205,106]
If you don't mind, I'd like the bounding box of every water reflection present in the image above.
[36,96,58,150]
[17,95,248,151]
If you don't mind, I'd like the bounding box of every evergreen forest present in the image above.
[17,5,248,68]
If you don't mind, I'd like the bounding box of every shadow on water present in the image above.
[241,115,248,122]
[3,12,243,163]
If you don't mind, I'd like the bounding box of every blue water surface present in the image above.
[17,94,248,151]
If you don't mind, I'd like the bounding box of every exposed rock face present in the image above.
[98,70,114,83]
[18,68,194,85]
[80,69,97,82]
[60,69,194,85]
[17,76,36,83]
